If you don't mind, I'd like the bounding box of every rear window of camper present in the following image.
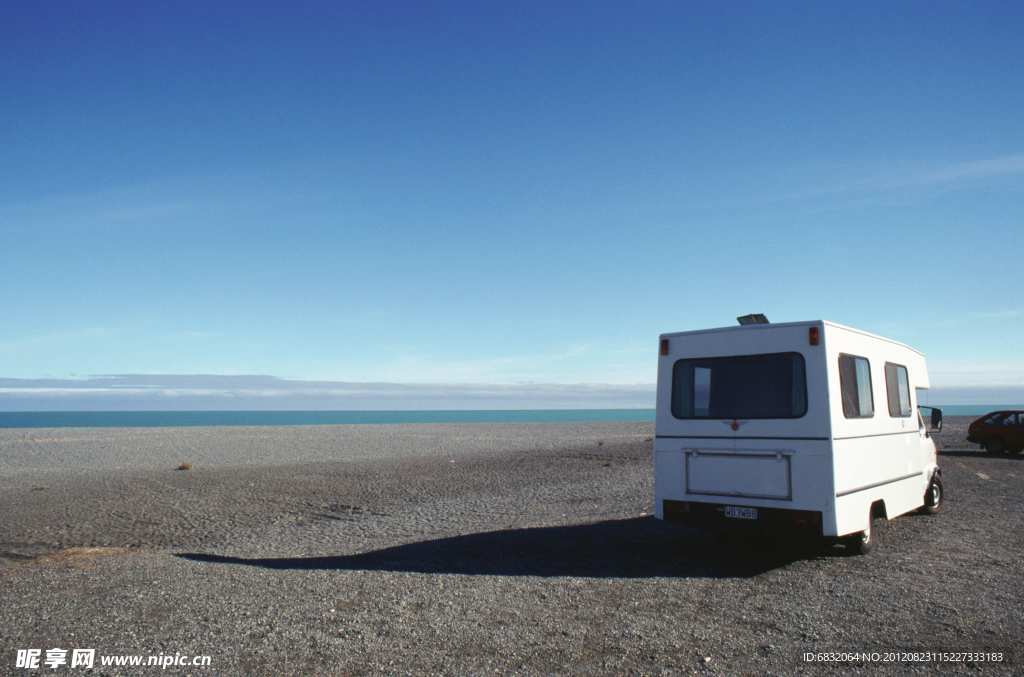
[670,352,807,419]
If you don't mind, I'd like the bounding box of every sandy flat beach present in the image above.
[1,418,1021,674]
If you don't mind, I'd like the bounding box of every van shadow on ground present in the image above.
[177,517,826,579]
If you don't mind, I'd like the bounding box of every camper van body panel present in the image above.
[654,320,937,540]
[823,323,935,537]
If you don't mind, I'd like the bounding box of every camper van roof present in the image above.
[659,320,924,356]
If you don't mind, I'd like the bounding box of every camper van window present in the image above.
[670,352,807,419]
[839,354,874,418]
[884,363,912,417]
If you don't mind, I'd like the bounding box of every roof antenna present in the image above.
[737,313,769,325]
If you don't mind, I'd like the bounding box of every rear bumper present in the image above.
[662,499,823,536]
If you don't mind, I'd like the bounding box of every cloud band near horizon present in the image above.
[0,375,654,411]
[0,375,1020,411]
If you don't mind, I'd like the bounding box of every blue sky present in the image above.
[1,2,1022,408]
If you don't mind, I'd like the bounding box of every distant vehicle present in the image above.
[967,411,1024,455]
[653,316,943,555]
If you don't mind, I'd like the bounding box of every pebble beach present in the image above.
[1,418,1020,674]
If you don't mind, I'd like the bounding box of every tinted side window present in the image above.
[839,354,874,418]
[884,363,912,417]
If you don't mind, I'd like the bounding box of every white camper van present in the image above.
[653,317,943,554]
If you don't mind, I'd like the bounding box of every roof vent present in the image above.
[737,313,769,326]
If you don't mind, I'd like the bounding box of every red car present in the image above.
[967,411,1024,454]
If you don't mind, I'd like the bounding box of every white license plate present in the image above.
[724,506,758,520]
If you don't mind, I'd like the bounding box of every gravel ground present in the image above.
[0,418,1020,675]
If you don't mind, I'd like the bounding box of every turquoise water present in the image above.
[0,405,1017,428]
[928,404,1024,416]
[0,409,657,429]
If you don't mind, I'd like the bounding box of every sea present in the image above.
[0,405,1016,429]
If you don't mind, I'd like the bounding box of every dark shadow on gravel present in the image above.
[176,517,823,578]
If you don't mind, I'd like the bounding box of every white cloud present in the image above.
[0,328,114,353]
[903,154,1024,186]
[779,152,1024,204]
[969,309,1022,320]
[341,342,652,385]
[928,363,1024,388]
[0,375,656,411]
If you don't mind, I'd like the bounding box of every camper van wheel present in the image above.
[842,520,874,556]
[921,476,943,514]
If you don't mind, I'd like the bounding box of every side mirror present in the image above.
[930,407,943,432]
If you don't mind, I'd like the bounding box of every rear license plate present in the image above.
[724,506,758,520]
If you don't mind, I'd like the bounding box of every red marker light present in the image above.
[809,327,820,346]
[659,338,669,355]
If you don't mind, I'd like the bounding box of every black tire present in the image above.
[841,519,874,555]
[921,475,943,515]
[985,438,1005,455]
